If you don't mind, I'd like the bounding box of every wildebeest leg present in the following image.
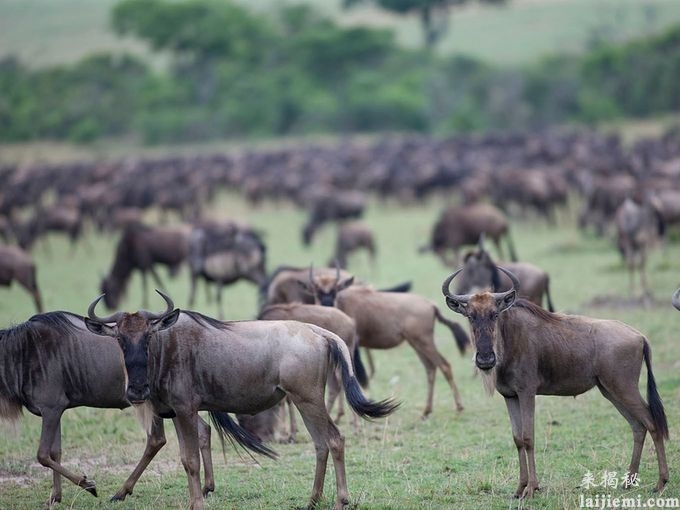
[413,348,437,419]
[597,384,669,491]
[173,412,204,510]
[188,272,198,308]
[197,416,215,496]
[326,371,344,423]
[519,394,539,497]
[111,417,167,501]
[286,396,298,442]
[48,422,62,507]
[505,396,528,497]
[294,399,349,510]
[37,409,97,505]
[148,266,165,291]
[216,282,225,320]
[364,348,375,378]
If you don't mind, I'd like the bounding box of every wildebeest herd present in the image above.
[1,128,680,508]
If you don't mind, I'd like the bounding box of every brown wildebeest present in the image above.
[329,221,376,269]
[101,222,191,309]
[442,267,669,498]
[85,291,399,510]
[0,311,234,506]
[0,244,43,312]
[259,265,356,307]
[188,220,267,318]
[672,288,680,310]
[615,197,665,297]
[420,202,518,267]
[305,266,469,417]
[456,236,555,311]
[257,302,366,438]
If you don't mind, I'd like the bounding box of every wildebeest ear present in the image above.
[84,318,117,337]
[497,290,517,312]
[337,277,354,292]
[445,297,468,317]
[152,308,180,333]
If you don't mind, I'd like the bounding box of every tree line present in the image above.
[0,0,678,144]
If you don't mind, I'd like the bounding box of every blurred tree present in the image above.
[342,0,508,49]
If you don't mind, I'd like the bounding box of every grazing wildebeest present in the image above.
[0,311,230,506]
[188,220,267,318]
[302,190,366,246]
[85,291,399,510]
[329,221,376,269]
[420,202,518,267]
[442,267,669,498]
[101,222,191,308]
[672,288,680,311]
[615,196,665,297]
[0,245,43,312]
[306,266,470,417]
[456,237,555,311]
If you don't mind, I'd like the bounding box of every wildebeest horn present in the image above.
[491,267,521,299]
[308,263,315,284]
[477,232,486,251]
[441,268,469,303]
[87,294,124,323]
[142,289,175,320]
[334,260,341,286]
[672,288,680,311]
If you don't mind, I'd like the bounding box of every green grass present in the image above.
[1,187,680,509]
[3,0,680,67]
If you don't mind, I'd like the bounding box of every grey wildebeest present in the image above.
[101,222,191,309]
[302,189,366,246]
[0,310,251,506]
[329,220,376,269]
[456,237,555,311]
[0,244,43,312]
[305,266,470,417]
[442,267,669,498]
[84,291,399,510]
[420,202,518,267]
[615,196,665,297]
[188,220,267,318]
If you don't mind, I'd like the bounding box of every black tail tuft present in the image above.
[643,341,669,440]
[353,345,369,389]
[435,308,470,355]
[209,411,278,460]
[330,341,400,420]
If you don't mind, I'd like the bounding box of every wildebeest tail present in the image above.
[209,411,278,460]
[643,341,669,440]
[327,335,400,420]
[434,307,470,355]
[353,345,369,388]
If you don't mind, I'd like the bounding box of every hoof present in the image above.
[79,477,98,497]
[110,490,130,502]
[202,486,215,497]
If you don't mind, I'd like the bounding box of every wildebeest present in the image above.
[420,202,518,267]
[257,302,366,437]
[302,189,366,246]
[306,266,470,417]
[85,291,399,510]
[455,237,555,311]
[672,288,680,310]
[188,220,267,318]
[329,220,376,269]
[442,267,669,498]
[100,222,191,309]
[614,196,665,297]
[0,245,43,312]
[0,310,227,506]
[259,265,356,308]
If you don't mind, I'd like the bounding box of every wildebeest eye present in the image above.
[491,312,499,321]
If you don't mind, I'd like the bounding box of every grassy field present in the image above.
[2,0,680,67]
[0,187,679,509]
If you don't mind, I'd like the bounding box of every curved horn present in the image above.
[308,263,315,284]
[491,266,521,300]
[441,268,469,302]
[334,260,341,286]
[142,289,175,320]
[87,294,124,323]
[672,288,680,311]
